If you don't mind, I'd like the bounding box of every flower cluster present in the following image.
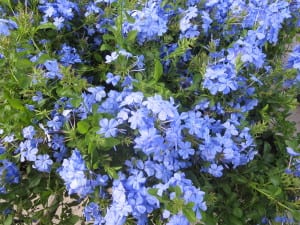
[123,0,169,44]
[39,0,79,30]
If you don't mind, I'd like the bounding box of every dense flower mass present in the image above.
[0,0,300,224]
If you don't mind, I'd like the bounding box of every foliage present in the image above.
[0,0,300,224]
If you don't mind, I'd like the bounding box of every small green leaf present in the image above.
[70,97,82,108]
[36,23,56,30]
[182,207,197,223]
[292,210,300,222]
[127,30,137,43]
[4,214,13,225]
[88,141,96,154]
[153,59,163,82]
[29,176,41,188]
[100,43,113,51]
[103,33,115,41]
[104,166,119,179]
[63,215,81,224]
[7,98,25,110]
[56,87,74,97]
[169,186,182,197]
[148,188,159,196]
[98,138,120,149]
[233,207,243,218]
[77,120,90,134]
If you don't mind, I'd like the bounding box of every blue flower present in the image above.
[201,11,212,34]
[32,91,43,103]
[104,182,132,224]
[124,0,169,44]
[286,147,300,157]
[105,51,119,63]
[166,214,190,225]
[22,126,36,139]
[106,72,121,86]
[58,44,81,66]
[57,149,93,197]
[286,46,300,70]
[47,115,64,131]
[98,90,121,114]
[53,17,64,29]
[120,92,144,107]
[179,6,198,33]
[0,19,18,36]
[19,140,39,162]
[134,128,164,155]
[0,160,20,184]
[43,60,63,79]
[97,118,119,137]
[3,134,14,143]
[208,164,223,177]
[39,0,79,30]
[128,108,151,129]
[84,3,103,17]
[0,145,5,155]
[143,94,179,121]
[33,154,53,173]
[178,141,195,160]
[83,202,103,224]
[87,86,106,102]
[203,63,238,95]
[126,170,146,190]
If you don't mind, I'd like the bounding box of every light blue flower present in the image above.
[22,126,36,139]
[97,118,119,137]
[0,19,18,36]
[33,154,53,173]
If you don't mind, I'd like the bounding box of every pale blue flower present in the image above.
[33,154,53,173]
[22,126,36,139]
[97,118,119,137]
[0,19,18,36]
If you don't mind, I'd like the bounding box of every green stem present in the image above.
[250,182,294,212]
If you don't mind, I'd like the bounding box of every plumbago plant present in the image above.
[0,0,300,224]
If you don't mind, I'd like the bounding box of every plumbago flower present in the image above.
[0,160,20,194]
[0,18,18,36]
[122,0,170,44]
[1,0,300,224]
[38,0,79,30]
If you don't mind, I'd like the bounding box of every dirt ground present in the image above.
[288,106,300,133]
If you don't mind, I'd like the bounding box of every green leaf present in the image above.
[233,207,243,218]
[29,176,41,188]
[228,216,243,225]
[103,33,115,41]
[100,43,113,51]
[98,138,120,149]
[126,30,137,43]
[292,210,300,222]
[104,166,119,179]
[63,215,81,224]
[182,207,197,223]
[88,141,96,155]
[70,97,82,108]
[77,120,90,134]
[148,188,159,196]
[269,175,281,186]
[169,186,182,197]
[4,214,13,225]
[56,87,74,98]
[36,23,56,30]
[202,212,218,225]
[153,59,163,82]
[7,98,25,110]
